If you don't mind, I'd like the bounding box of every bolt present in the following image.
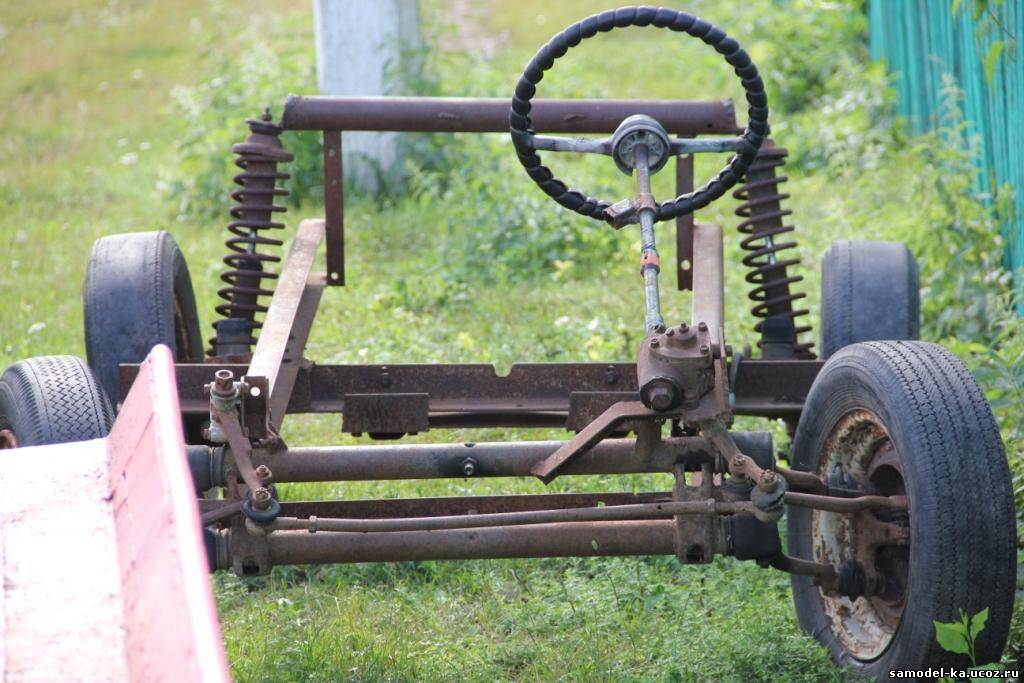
[255,464,272,482]
[698,322,708,331]
[252,487,272,511]
[650,338,660,348]
[732,454,748,470]
[679,322,689,333]
[655,324,667,334]
[666,328,675,337]
[604,366,618,385]
[648,385,675,411]
[213,369,234,393]
[699,344,709,354]
[461,457,477,477]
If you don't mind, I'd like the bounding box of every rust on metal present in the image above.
[251,436,723,482]
[266,498,756,534]
[273,492,673,519]
[691,224,724,336]
[674,149,695,291]
[323,131,344,286]
[785,491,907,513]
[530,400,659,482]
[212,408,262,495]
[260,520,679,567]
[812,409,910,661]
[777,466,827,494]
[639,252,661,273]
[246,218,324,426]
[281,96,740,134]
[121,359,823,423]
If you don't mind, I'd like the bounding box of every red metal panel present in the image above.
[106,345,230,683]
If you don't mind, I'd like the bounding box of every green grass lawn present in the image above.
[2,1,1020,681]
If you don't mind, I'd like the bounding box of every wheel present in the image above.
[787,341,1015,676]
[84,231,204,406]
[820,240,919,358]
[0,355,114,448]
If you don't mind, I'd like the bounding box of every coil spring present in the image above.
[733,147,815,358]
[208,110,294,356]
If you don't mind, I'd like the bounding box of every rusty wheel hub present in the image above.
[813,409,910,661]
[0,428,18,449]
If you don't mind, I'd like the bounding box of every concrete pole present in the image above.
[312,0,421,193]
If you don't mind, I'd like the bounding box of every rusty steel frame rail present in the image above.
[121,358,823,424]
[281,96,740,134]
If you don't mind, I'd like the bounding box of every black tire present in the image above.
[820,240,920,358]
[787,341,1015,677]
[0,355,114,448]
[84,231,204,406]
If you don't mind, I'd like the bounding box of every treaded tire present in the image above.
[84,231,203,406]
[820,240,919,358]
[787,341,1015,677]
[0,355,114,447]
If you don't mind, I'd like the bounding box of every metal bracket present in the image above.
[530,400,663,483]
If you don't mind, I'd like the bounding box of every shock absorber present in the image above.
[209,110,293,357]
[733,145,815,359]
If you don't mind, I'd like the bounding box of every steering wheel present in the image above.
[509,6,768,226]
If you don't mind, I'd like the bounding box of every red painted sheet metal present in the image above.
[106,345,230,682]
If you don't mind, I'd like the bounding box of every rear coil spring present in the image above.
[733,147,815,358]
[209,110,294,356]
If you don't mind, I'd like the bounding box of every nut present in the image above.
[461,457,477,477]
[252,487,272,510]
[759,470,778,489]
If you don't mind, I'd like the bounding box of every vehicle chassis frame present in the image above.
[120,96,899,593]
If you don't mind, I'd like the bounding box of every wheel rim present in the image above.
[0,428,18,449]
[812,409,911,661]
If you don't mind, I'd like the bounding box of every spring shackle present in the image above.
[209,110,293,357]
[733,145,815,359]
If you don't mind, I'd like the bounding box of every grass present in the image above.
[2,1,1021,681]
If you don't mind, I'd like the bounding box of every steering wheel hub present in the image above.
[611,115,671,175]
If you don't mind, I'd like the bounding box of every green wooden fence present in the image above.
[869,0,1022,291]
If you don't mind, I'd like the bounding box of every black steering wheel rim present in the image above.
[509,6,768,224]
